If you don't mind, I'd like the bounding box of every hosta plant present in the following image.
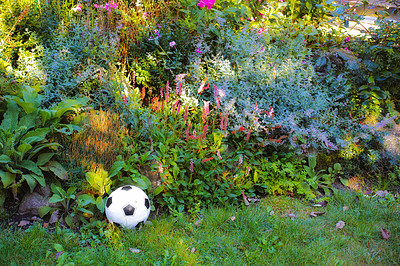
[0,85,88,208]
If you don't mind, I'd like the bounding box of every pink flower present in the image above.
[195,49,202,54]
[166,81,170,103]
[72,4,82,12]
[198,0,215,9]
[123,94,127,105]
[186,123,191,139]
[245,128,251,141]
[217,150,222,160]
[169,41,176,47]
[190,159,194,173]
[246,165,251,176]
[201,125,208,142]
[172,99,180,113]
[201,157,214,163]
[224,113,229,130]
[94,4,99,8]
[184,106,189,121]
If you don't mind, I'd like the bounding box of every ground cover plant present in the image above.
[0,0,400,264]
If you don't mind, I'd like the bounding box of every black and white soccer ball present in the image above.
[105,185,151,228]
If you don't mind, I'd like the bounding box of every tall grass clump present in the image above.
[58,109,130,184]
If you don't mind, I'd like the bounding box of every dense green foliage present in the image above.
[0,0,399,229]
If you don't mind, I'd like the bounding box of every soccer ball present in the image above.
[105,185,151,228]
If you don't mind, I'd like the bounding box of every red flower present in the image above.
[201,157,215,163]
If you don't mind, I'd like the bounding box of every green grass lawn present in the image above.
[1,191,399,265]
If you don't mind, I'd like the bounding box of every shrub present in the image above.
[185,25,372,154]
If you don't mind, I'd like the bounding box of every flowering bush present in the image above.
[185,26,373,153]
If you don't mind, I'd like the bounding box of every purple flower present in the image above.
[169,41,176,47]
[198,0,215,9]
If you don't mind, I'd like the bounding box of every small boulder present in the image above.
[18,185,60,216]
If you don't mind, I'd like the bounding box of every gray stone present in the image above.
[18,185,60,216]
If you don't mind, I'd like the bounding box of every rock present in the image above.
[18,185,60,216]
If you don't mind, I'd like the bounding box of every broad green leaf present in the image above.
[153,186,164,196]
[53,124,77,135]
[51,97,89,118]
[41,161,68,180]
[96,196,105,213]
[32,173,46,187]
[17,143,32,159]
[39,109,56,125]
[38,206,53,217]
[49,194,63,203]
[85,172,101,188]
[77,194,95,206]
[64,214,74,227]
[173,164,179,179]
[20,128,50,145]
[5,164,22,174]
[0,170,15,188]
[53,243,64,252]
[66,186,77,197]
[132,177,148,189]
[28,143,62,159]
[37,153,55,166]
[78,208,94,215]
[17,160,43,176]
[23,174,38,192]
[0,154,11,163]
[0,101,19,132]
[18,113,37,132]
[108,161,124,178]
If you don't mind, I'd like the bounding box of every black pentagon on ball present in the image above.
[106,197,112,208]
[123,204,135,216]
[121,185,133,191]
[145,198,150,209]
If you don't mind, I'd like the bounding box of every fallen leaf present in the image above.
[18,220,30,227]
[229,216,236,222]
[190,247,196,253]
[194,219,203,226]
[380,228,390,239]
[288,213,297,221]
[248,198,260,203]
[241,190,250,206]
[310,211,325,217]
[316,201,328,207]
[129,248,141,254]
[336,220,346,230]
[49,210,59,224]
[55,251,64,260]
[343,206,349,212]
[375,190,389,198]
[30,216,42,221]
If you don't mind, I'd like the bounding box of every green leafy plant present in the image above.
[302,155,342,197]
[0,85,87,207]
[39,183,95,228]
